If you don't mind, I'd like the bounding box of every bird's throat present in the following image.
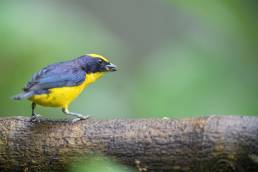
[84,72,104,86]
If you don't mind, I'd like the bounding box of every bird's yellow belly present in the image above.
[29,72,103,108]
[29,86,85,108]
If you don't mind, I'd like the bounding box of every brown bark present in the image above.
[0,116,258,172]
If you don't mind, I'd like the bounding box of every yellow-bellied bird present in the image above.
[13,54,117,121]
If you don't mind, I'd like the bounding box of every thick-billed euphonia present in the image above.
[13,54,117,121]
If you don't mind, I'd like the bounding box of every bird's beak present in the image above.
[105,63,118,72]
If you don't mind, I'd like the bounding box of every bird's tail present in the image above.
[12,91,34,100]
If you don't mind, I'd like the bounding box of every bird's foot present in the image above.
[72,115,90,122]
[30,113,41,122]
[62,108,90,122]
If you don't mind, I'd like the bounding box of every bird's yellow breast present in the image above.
[29,72,104,108]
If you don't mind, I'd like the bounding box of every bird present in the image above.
[12,53,118,122]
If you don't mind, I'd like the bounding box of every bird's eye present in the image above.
[97,59,103,64]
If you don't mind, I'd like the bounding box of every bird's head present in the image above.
[79,54,118,74]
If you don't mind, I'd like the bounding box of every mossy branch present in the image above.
[0,116,258,171]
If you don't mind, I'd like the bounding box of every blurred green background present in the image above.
[0,0,258,171]
[1,0,258,119]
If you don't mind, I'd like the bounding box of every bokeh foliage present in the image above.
[70,155,133,172]
[0,0,257,170]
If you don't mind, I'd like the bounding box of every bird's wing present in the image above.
[24,62,86,92]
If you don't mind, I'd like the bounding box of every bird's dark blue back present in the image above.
[24,58,86,93]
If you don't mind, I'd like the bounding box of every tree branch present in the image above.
[0,116,258,171]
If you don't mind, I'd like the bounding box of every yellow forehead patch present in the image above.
[87,53,109,62]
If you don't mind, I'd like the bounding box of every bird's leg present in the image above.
[30,102,41,122]
[62,108,89,122]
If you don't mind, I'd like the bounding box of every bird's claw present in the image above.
[30,113,41,122]
[72,115,90,122]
